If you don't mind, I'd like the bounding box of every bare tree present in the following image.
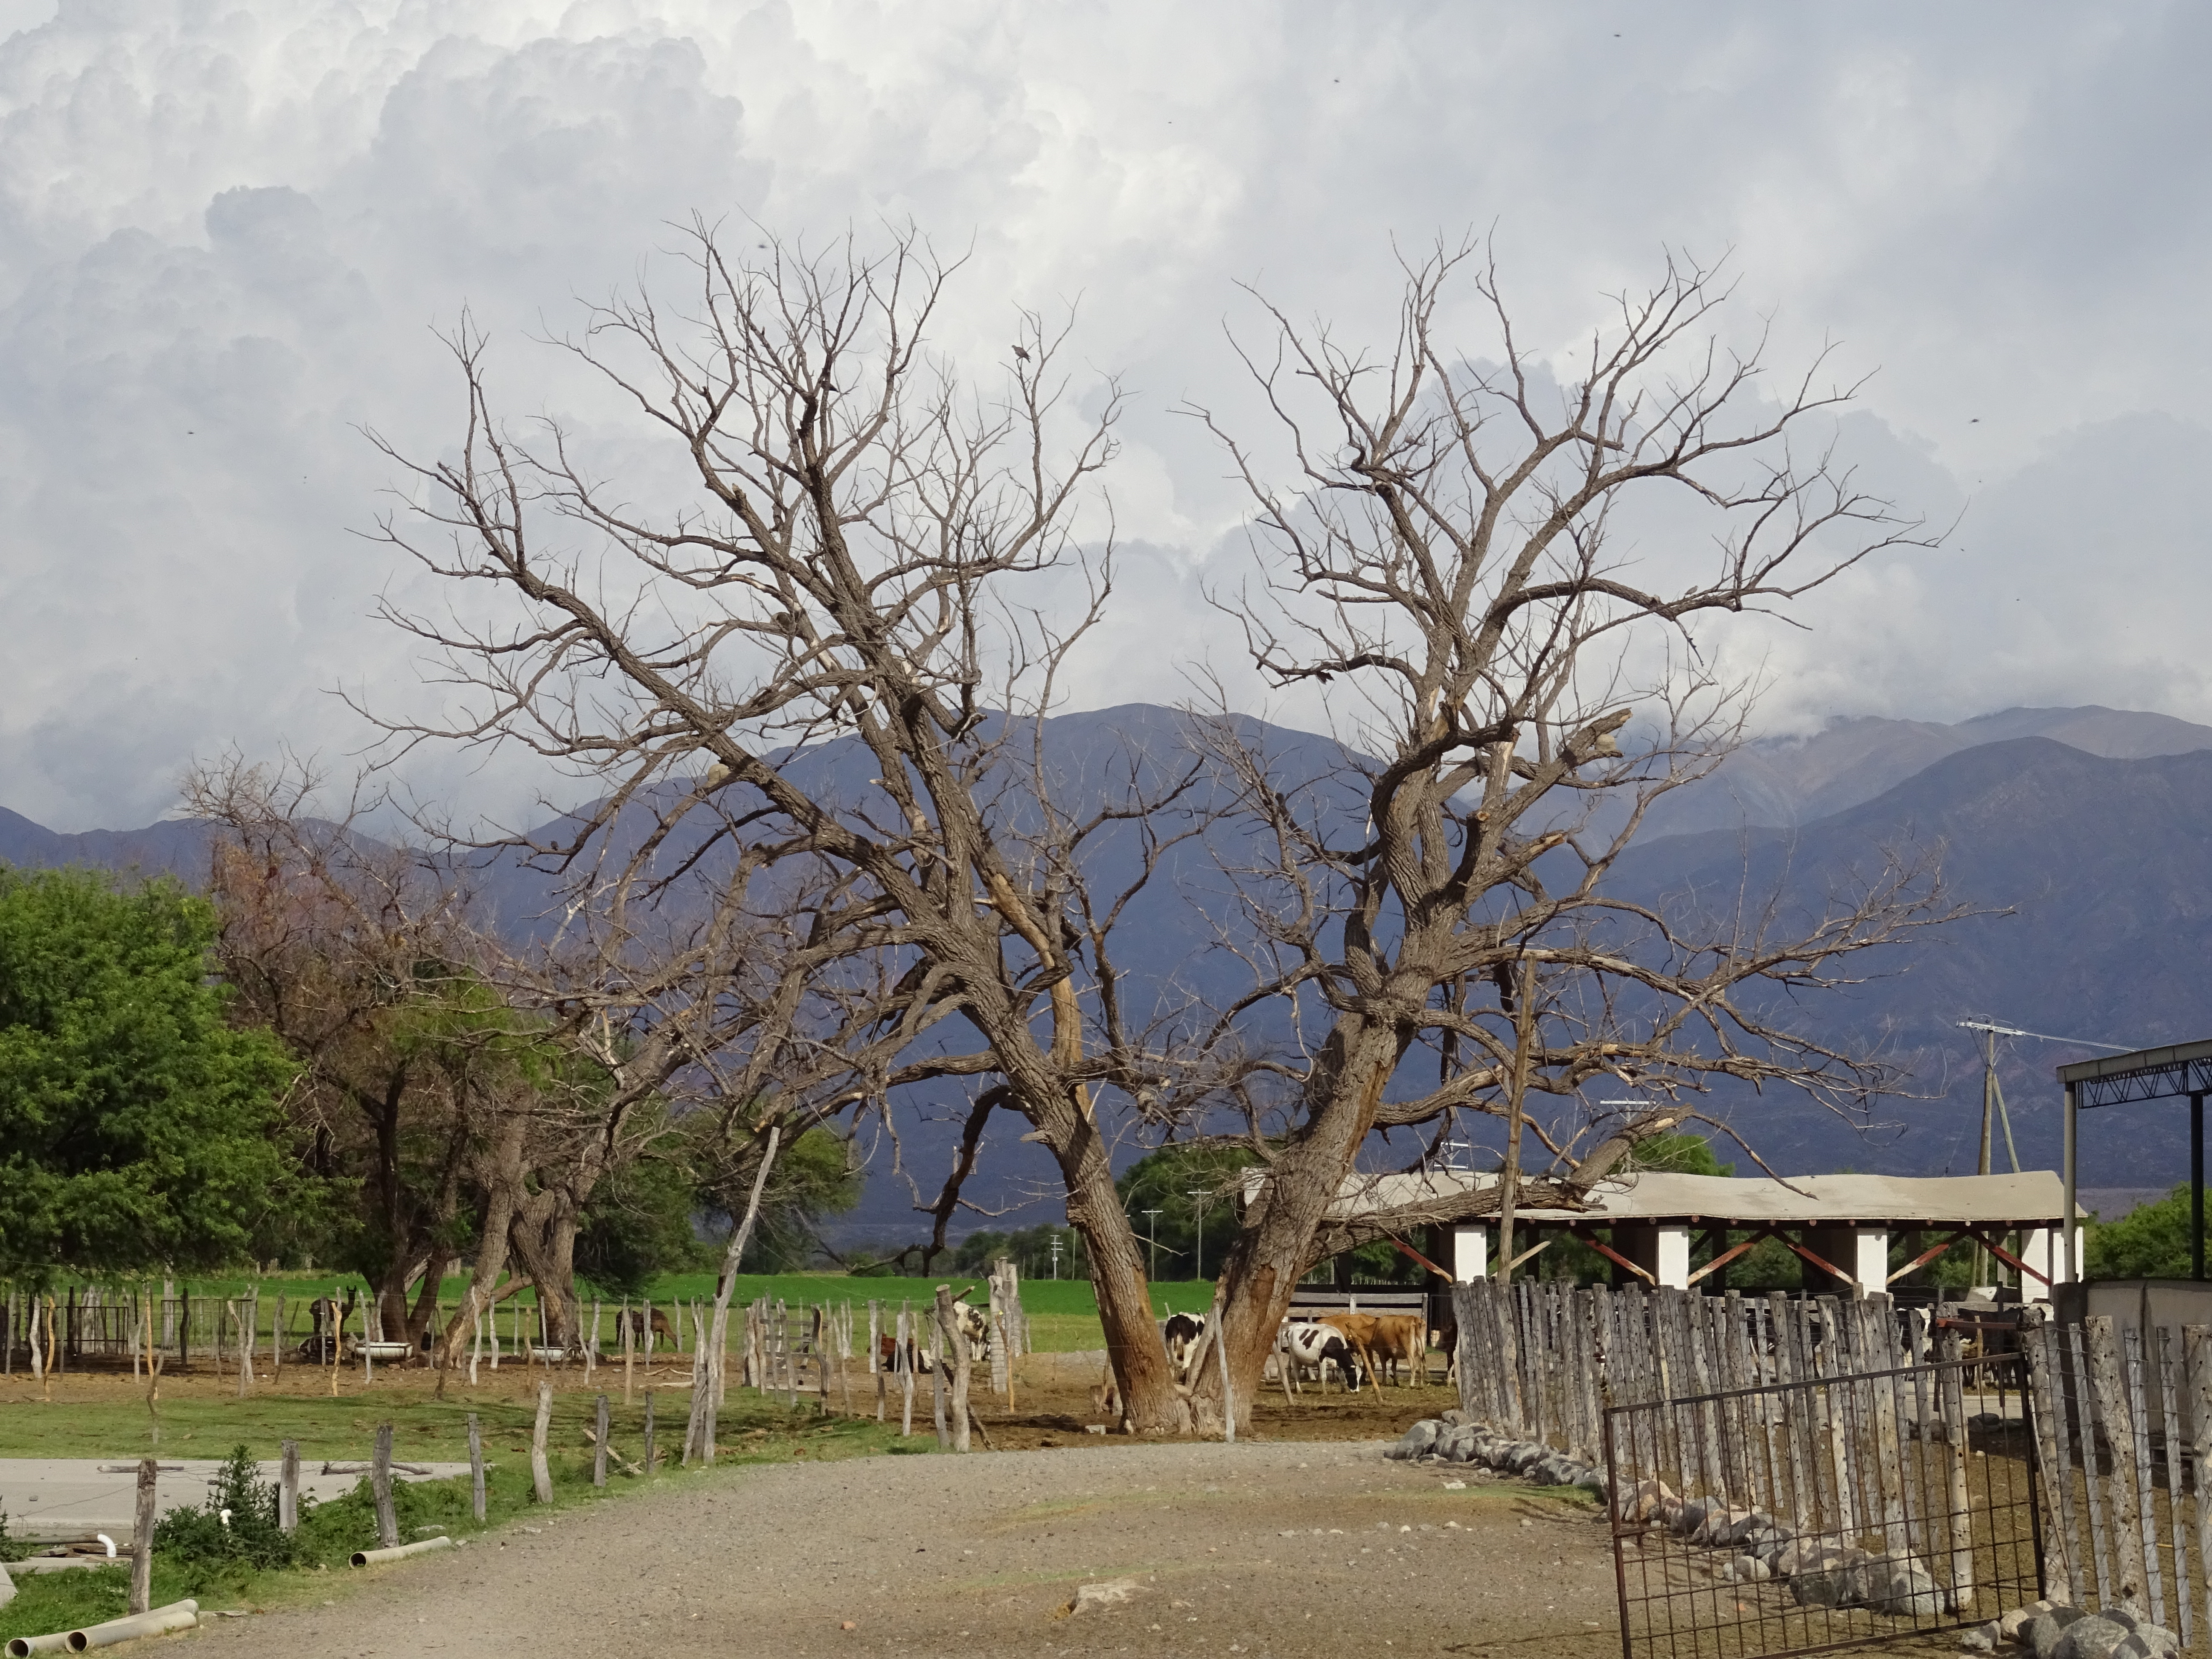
[1170,243,1962,1429]
[364,224,1218,1430]
[189,757,498,1350]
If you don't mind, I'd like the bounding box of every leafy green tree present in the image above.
[2087,1187,2197,1280]
[575,1135,709,1296]
[705,1126,859,1272]
[1630,1133,1734,1177]
[950,1223,1087,1281]
[1118,1144,1265,1280]
[0,866,300,1279]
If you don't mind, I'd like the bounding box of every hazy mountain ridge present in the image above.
[1639,704,2212,838]
[8,705,2206,1238]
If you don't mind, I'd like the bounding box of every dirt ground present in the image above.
[191,1438,1624,1659]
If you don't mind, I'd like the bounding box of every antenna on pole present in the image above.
[1956,1020,2135,1179]
[1955,1019,2133,1285]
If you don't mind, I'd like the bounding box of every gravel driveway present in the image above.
[193,1439,1621,1659]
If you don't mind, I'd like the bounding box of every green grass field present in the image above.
[24,1272,1222,1355]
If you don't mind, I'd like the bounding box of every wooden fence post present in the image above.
[530,1380,554,1504]
[2155,1327,2193,1646]
[2065,1322,2115,1605]
[372,1422,399,1549]
[467,1414,485,1521]
[2085,1315,2148,1607]
[279,1438,299,1535]
[935,1285,972,1453]
[899,1304,915,1437]
[593,1393,609,1488]
[128,1456,156,1616]
[2186,1327,2212,1637]
[2122,1327,2168,1624]
[929,1310,949,1449]
[2021,1319,2078,1607]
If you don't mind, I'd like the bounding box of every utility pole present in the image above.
[1186,1190,1211,1280]
[1956,1019,2130,1292]
[1050,1234,1062,1281]
[1142,1210,1162,1285]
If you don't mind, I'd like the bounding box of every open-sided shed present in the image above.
[1317,1166,2078,1297]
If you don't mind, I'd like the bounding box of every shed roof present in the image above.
[1319,1167,2070,1228]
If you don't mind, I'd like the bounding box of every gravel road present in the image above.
[191,1440,1621,1658]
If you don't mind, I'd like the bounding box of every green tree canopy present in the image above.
[1118,1143,1266,1280]
[575,1127,710,1297]
[2087,1186,2197,1280]
[0,865,300,1279]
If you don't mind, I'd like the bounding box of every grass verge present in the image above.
[0,1389,922,1644]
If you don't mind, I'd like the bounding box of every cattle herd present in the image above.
[1160,1308,1444,1394]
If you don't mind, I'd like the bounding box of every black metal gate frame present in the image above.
[1601,1352,2043,1659]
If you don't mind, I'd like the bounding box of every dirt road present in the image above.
[194,1440,1621,1658]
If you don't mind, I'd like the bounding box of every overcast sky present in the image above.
[2,0,2207,830]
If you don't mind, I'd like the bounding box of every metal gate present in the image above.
[1602,1353,2042,1659]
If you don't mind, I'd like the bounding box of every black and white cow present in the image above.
[1281,1319,1364,1392]
[1163,1312,1208,1382]
[876,1296,992,1374]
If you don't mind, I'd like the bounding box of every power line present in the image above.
[1956,1019,2133,1053]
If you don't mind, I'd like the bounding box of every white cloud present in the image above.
[2,0,2209,827]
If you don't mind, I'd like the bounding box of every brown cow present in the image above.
[1320,1311,1427,1386]
[618,1307,675,1354]
[1368,1313,1427,1386]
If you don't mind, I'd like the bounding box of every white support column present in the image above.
[2020,1228,2056,1300]
[1450,1224,1490,1283]
[1653,1225,1692,1290]
[1850,1228,1890,1297]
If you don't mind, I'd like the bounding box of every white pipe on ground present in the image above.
[349,1535,456,1568]
[65,1604,200,1653]
[4,1601,199,1657]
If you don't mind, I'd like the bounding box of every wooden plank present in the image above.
[2186,1326,2212,1645]
[2122,1326,2168,1626]
[373,1421,399,1547]
[2067,1322,2116,1605]
[2085,1314,2149,1606]
[2023,1321,2078,1607]
[1813,1295,1858,1540]
[2157,1326,2193,1648]
[1938,1325,1975,1611]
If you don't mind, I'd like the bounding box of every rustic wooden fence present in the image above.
[2,1262,1030,1406]
[1450,1278,1991,1463]
[2018,1312,2212,1644]
[1455,1280,2212,1648]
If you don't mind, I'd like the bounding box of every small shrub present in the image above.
[0,1507,35,1563]
[151,1447,300,1574]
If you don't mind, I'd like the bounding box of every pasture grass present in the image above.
[0,1378,912,1464]
[29,1272,1222,1354]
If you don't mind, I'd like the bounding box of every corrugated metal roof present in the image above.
[1319,1167,2070,1226]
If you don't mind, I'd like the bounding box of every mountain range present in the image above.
[8,703,2210,1241]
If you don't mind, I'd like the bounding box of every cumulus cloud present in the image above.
[1,0,2208,827]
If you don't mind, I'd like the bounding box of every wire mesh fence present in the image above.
[1603,1352,2043,1659]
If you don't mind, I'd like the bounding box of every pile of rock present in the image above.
[1384,1412,1607,1496]
[1959,1601,2178,1658]
[1387,1412,1941,1617]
